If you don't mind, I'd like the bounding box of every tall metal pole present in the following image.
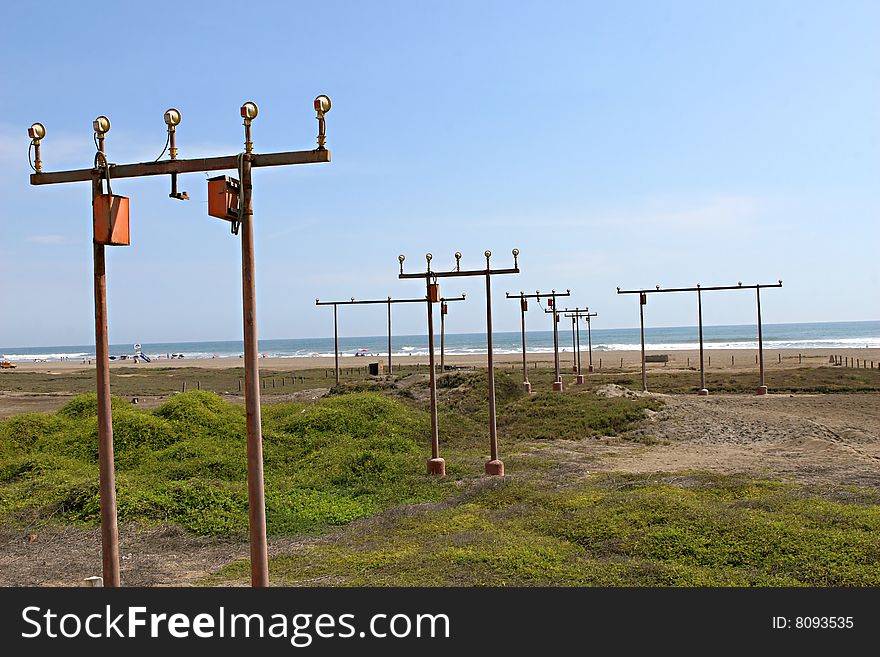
[387,299,392,374]
[639,292,647,392]
[519,296,530,392]
[333,303,340,385]
[698,287,708,395]
[756,286,767,395]
[425,276,444,475]
[570,315,577,372]
[239,156,269,587]
[587,315,593,372]
[485,260,503,476]
[91,170,120,588]
[440,301,446,371]
[574,313,585,385]
[552,298,562,391]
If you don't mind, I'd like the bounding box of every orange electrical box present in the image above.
[521,298,528,311]
[428,283,440,303]
[207,175,241,221]
[547,298,554,307]
[441,302,448,315]
[93,194,130,246]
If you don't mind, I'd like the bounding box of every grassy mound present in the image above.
[0,391,454,536]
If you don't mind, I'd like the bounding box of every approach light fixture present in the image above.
[93,115,111,135]
[164,108,182,127]
[240,102,259,121]
[314,95,331,113]
[28,122,46,140]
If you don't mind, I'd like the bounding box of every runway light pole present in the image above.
[400,250,520,476]
[616,281,783,395]
[562,308,597,384]
[541,290,573,391]
[316,294,465,380]
[505,289,570,393]
[28,97,332,588]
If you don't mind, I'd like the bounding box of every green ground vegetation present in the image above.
[2,365,879,586]
[210,472,880,587]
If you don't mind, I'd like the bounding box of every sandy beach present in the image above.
[7,346,880,374]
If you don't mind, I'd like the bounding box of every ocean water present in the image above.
[2,321,878,363]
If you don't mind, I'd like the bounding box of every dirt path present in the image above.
[530,393,880,489]
[0,524,318,587]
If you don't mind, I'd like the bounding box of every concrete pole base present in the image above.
[756,385,769,396]
[698,388,709,396]
[552,380,564,392]
[427,457,446,476]
[576,374,585,385]
[485,459,505,476]
[522,381,532,393]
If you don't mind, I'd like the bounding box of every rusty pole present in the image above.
[586,313,594,372]
[440,300,447,371]
[91,138,120,587]
[387,298,392,374]
[756,286,767,395]
[239,154,269,587]
[575,312,583,383]
[519,296,529,392]
[425,272,444,476]
[484,252,503,476]
[698,287,707,395]
[552,298,561,389]
[570,315,577,372]
[333,303,340,385]
[639,292,647,392]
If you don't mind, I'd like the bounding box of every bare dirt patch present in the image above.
[527,393,880,489]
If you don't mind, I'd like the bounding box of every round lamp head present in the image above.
[512,248,519,257]
[398,254,405,264]
[164,108,182,127]
[484,250,492,258]
[28,122,46,140]
[314,95,332,113]
[240,101,259,120]
[426,253,433,262]
[93,115,111,134]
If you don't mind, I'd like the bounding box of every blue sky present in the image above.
[1,0,878,347]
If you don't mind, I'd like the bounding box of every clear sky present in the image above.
[1,0,878,347]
